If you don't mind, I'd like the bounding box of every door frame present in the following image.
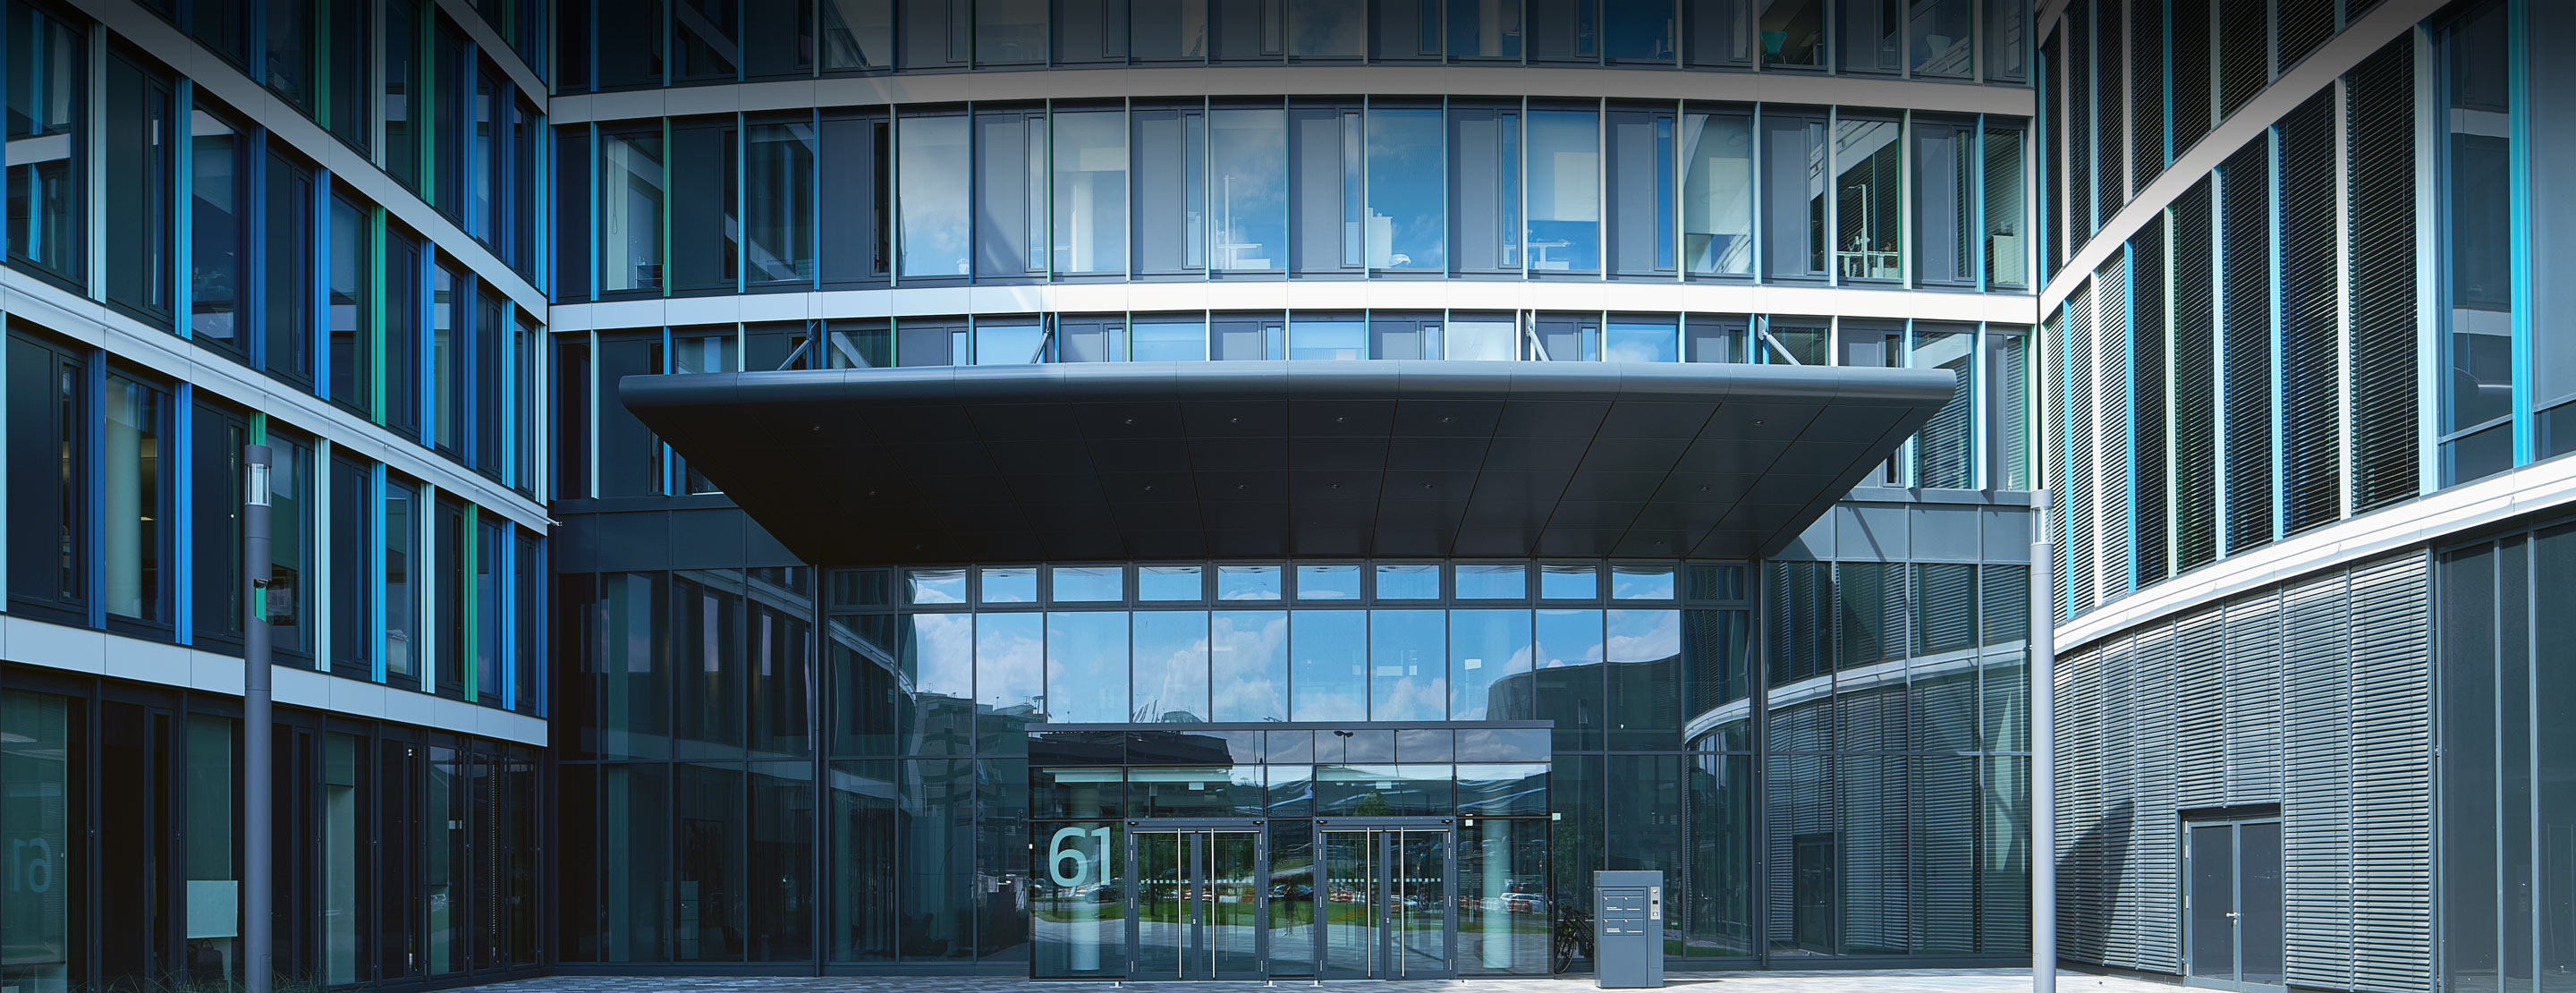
[1314,816,1459,980]
[1122,818,1269,980]
[2180,814,2284,993]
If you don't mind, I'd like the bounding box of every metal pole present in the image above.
[2029,488,2057,993]
[242,445,274,993]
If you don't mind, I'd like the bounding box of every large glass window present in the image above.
[102,51,175,322]
[1210,105,1286,275]
[1914,118,1976,287]
[1606,315,1678,362]
[899,114,970,279]
[1761,111,1826,280]
[385,226,424,438]
[819,111,892,285]
[669,118,738,293]
[1450,103,1521,275]
[1367,105,1445,273]
[1290,0,1365,59]
[1985,327,2031,488]
[102,371,173,630]
[1682,108,1752,277]
[1834,114,1901,282]
[1053,107,1128,276]
[386,473,423,689]
[597,0,667,85]
[327,193,372,413]
[1912,324,1976,488]
[431,263,463,454]
[1834,0,1900,73]
[1290,610,1367,720]
[1132,104,1206,276]
[328,453,373,677]
[2526,6,2576,458]
[191,399,249,647]
[1528,0,1598,63]
[1606,0,1677,64]
[1983,123,2028,288]
[601,129,665,293]
[265,148,316,384]
[267,430,316,662]
[386,0,421,186]
[189,105,250,355]
[746,117,817,287]
[821,0,892,70]
[1608,106,1675,277]
[976,107,1047,279]
[7,331,85,620]
[1290,104,1363,276]
[2439,0,2512,482]
[7,5,82,282]
[1450,0,1522,60]
[1758,0,1823,68]
[674,0,741,81]
[1526,108,1600,274]
[0,691,74,993]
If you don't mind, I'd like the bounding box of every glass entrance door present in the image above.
[2184,819,2283,991]
[1319,823,1455,979]
[1129,826,1265,979]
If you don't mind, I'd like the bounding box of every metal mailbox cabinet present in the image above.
[1592,870,1665,988]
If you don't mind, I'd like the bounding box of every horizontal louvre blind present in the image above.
[2349,553,2431,992]
[2098,637,2140,965]
[1980,563,2029,646]
[2174,606,2228,807]
[2045,31,2068,276]
[2128,0,2166,199]
[2069,3,2095,245]
[2095,0,2128,227]
[2172,0,2214,155]
[2277,0,2334,71]
[2131,216,2170,586]
[2172,180,2220,572]
[2277,92,2343,536]
[2216,0,2268,120]
[2131,624,2182,971]
[2065,284,2100,617]
[2282,571,2356,989]
[2220,141,2275,555]
[2055,641,2106,962]
[2346,38,2420,513]
[2221,590,2283,802]
[2046,305,2073,620]
[1914,562,1978,655]
[2092,252,2134,603]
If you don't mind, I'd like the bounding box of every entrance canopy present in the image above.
[621,361,1953,564]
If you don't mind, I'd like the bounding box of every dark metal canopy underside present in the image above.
[622,361,1955,565]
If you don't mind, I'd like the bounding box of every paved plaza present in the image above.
[474,970,2182,993]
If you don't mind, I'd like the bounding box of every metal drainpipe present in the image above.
[243,445,274,993]
[2030,488,2057,993]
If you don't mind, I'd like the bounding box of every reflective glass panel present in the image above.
[979,612,1046,749]
[1370,609,1447,721]
[1450,105,1521,274]
[898,115,970,278]
[1366,106,1444,271]
[1212,610,1289,720]
[1291,610,1368,720]
[1219,565,1283,599]
[1288,316,1366,361]
[1210,107,1287,273]
[1759,0,1823,67]
[1612,565,1676,599]
[601,131,664,292]
[1298,564,1365,599]
[1682,110,1753,276]
[1133,610,1211,722]
[745,120,817,285]
[1047,611,1130,723]
[1054,109,1128,276]
[907,567,968,604]
[1449,608,1533,720]
[1526,110,1600,273]
[1449,0,1522,59]
[1052,566,1123,601]
[1376,564,1441,600]
[1132,106,1207,276]
[982,566,1039,602]
[1606,317,1678,362]
[1457,563,1529,598]
[1541,564,1600,599]
[1131,318,1208,361]
[1139,564,1205,600]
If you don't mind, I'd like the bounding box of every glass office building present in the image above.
[0,1,2564,991]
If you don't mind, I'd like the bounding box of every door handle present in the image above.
[2224,912,2239,919]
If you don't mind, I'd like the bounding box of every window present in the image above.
[1450,0,1522,60]
[1130,0,1206,62]
[473,289,508,474]
[1533,312,1598,361]
[436,496,467,698]
[1054,107,1128,276]
[1760,111,1826,280]
[329,454,374,678]
[979,0,1046,64]
[899,114,970,279]
[1528,0,1598,63]
[386,0,420,187]
[195,0,253,64]
[596,331,665,496]
[555,126,592,300]
[7,1,83,283]
[1131,316,1207,361]
[328,192,372,414]
[1986,0,2027,81]
[7,330,87,623]
[1835,114,1901,282]
[1834,0,1900,73]
[1684,0,1751,67]
[1984,327,2030,488]
[1605,315,1677,362]
[601,128,665,293]
[598,0,666,86]
[513,530,543,710]
[973,319,1043,365]
[1289,312,1365,361]
[896,317,964,367]
[1526,107,1600,274]
[190,104,252,356]
[2527,4,2576,459]
[1686,314,1748,362]
[746,117,817,287]
[1450,103,1521,276]
[264,147,317,383]
[1369,312,1442,360]
[432,16,470,215]
[192,399,250,649]
[517,314,543,494]
[1366,104,1445,273]
[820,318,888,368]
[821,0,892,70]
[1210,0,1281,62]
[386,473,424,688]
[1682,107,1752,277]
[266,0,317,110]
[1290,103,1362,276]
[1057,315,1125,361]
[2438,0,2512,483]
[1984,123,2029,288]
[1758,0,1822,68]
[1447,313,1517,361]
[326,0,369,146]
[1912,324,1976,488]
[897,0,970,69]
[1132,104,1207,276]
[101,370,174,632]
[1606,0,1676,63]
[1607,106,1676,277]
[975,107,1047,279]
[432,263,463,454]
[819,110,892,285]
[1210,105,1286,275]
[386,226,425,439]
[267,429,316,662]
[675,0,741,81]
[475,514,504,703]
[1914,117,1976,287]
[1211,312,1284,361]
[670,117,738,293]
[103,49,176,322]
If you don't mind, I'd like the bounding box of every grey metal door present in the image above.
[2184,819,2283,991]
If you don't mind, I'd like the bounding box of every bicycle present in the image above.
[1551,903,1596,974]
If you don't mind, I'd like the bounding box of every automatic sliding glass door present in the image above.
[1319,822,1455,979]
[1128,824,1266,980]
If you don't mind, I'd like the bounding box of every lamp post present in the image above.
[2030,489,2056,993]
[243,446,274,993]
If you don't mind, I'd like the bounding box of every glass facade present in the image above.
[562,101,2029,297]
